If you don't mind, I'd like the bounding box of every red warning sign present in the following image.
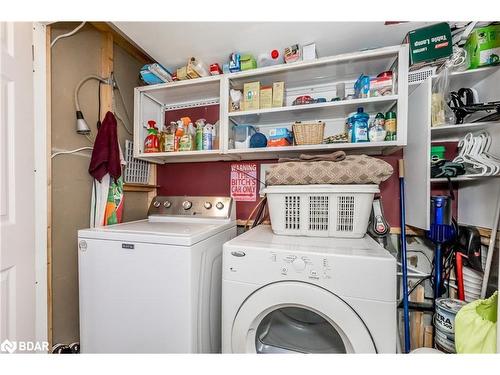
[230,163,257,202]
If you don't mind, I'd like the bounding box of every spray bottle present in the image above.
[195,119,205,151]
[144,120,159,153]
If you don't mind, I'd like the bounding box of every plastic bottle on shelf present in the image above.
[203,123,213,151]
[257,49,284,67]
[212,121,219,150]
[164,122,176,152]
[188,122,196,150]
[351,108,369,143]
[368,112,387,142]
[195,119,204,151]
[174,120,185,151]
[144,120,160,153]
[189,57,210,77]
[384,111,397,141]
[159,124,167,152]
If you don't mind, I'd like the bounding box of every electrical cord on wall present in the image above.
[50,22,86,48]
[112,77,133,135]
[51,147,93,159]
[97,81,102,129]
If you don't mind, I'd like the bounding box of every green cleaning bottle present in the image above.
[195,119,205,151]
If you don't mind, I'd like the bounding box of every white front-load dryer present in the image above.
[222,225,396,353]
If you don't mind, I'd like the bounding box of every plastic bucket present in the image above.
[434,298,466,335]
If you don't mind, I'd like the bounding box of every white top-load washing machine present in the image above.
[78,196,236,353]
[222,225,396,353]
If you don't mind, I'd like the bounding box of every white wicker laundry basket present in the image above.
[262,184,379,238]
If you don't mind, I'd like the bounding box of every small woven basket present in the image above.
[292,121,325,145]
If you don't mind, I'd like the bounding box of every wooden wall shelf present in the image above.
[123,183,159,192]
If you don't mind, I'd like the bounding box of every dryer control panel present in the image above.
[223,244,396,302]
[273,252,332,281]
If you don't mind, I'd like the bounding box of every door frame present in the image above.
[33,21,51,349]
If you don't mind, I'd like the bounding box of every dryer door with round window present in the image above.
[231,282,376,353]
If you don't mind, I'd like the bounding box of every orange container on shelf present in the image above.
[267,138,292,147]
[174,120,185,151]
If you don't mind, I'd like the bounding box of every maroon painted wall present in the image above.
[157,103,459,229]
[157,153,403,227]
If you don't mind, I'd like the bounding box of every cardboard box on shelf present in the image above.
[404,22,453,65]
[243,82,260,111]
[465,24,500,69]
[272,81,285,108]
[260,86,273,109]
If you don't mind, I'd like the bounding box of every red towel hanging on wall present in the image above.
[88,111,121,182]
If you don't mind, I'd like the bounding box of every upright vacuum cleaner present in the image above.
[427,196,456,299]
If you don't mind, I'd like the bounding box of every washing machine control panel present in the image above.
[148,196,233,218]
[270,252,332,280]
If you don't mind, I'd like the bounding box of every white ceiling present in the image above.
[114,22,434,70]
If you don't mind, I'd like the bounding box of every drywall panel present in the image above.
[50,23,147,345]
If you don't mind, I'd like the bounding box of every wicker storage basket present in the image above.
[292,121,325,145]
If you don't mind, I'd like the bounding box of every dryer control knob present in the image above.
[216,202,224,210]
[153,200,161,208]
[182,200,192,210]
[292,258,306,271]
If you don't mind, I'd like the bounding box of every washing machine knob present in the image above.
[292,258,306,271]
[182,200,192,210]
[204,201,212,209]
[216,202,224,210]
[163,200,171,208]
[153,200,161,208]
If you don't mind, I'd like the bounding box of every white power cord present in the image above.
[112,77,133,135]
[75,75,110,113]
[50,22,86,48]
[51,147,93,159]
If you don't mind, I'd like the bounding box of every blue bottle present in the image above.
[351,107,369,143]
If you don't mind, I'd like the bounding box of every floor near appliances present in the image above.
[222,225,397,353]
[78,196,236,353]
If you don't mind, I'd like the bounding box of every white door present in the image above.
[230,282,376,353]
[0,22,36,351]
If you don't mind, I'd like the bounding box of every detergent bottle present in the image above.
[144,120,160,153]
[258,49,284,67]
[351,107,369,143]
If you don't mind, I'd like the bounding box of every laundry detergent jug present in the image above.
[351,107,369,143]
